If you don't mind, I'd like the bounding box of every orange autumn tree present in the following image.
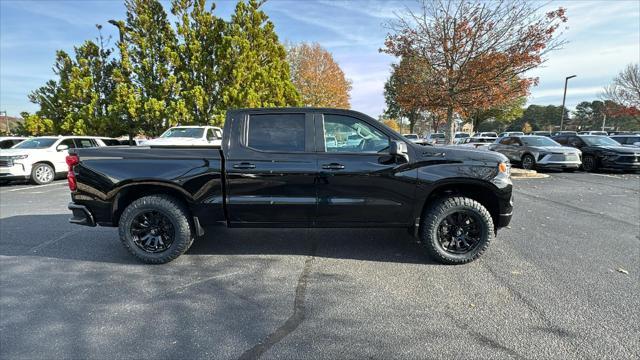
[383,0,567,143]
[287,42,352,108]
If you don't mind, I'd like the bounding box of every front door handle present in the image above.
[322,163,345,170]
[233,162,256,169]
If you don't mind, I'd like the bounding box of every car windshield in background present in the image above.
[404,134,418,140]
[12,138,57,149]
[431,134,445,138]
[161,128,204,138]
[581,136,620,146]
[455,133,470,138]
[520,137,560,147]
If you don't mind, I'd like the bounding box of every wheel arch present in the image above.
[111,183,192,226]
[418,181,501,232]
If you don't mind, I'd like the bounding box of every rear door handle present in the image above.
[233,162,256,169]
[322,163,345,170]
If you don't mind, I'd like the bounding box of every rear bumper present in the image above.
[68,203,96,227]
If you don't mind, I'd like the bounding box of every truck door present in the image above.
[314,112,416,226]
[225,112,317,226]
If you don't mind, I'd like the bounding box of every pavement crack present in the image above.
[238,243,317,360]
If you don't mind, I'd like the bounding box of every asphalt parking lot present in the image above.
[1,172,638,360]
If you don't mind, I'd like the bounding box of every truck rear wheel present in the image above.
[118,194,194,264]
[419,196,493,264]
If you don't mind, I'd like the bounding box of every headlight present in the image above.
[10,155,28,160]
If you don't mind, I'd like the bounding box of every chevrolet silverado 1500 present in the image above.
[67,108,513,264]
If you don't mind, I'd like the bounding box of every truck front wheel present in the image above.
[420,196,494,264]
[118,194,194,264]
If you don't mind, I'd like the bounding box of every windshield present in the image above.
[12,138,57,149]
[581,135,621,146]
[431,133,445,138]
[160,128,204,138]
[520,136,560,147]
[404,134,418,139]
[455,133,470,138]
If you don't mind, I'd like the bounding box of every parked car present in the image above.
[402,133,420,142]
[425,133,446,145]
[498,132,524,138]
[143,126,223,146]
[0,136,27,149]
[489,135,581,171]
[578,131,608,136]
[476,132,497,138]
[552,134,640,172]
[531,131,552,137]
[609,135,640,147]
[66,108,513,265]
[0,136,106,185]
[457,137,497,150]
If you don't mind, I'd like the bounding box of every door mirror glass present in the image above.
[56,144,69,152]
[389,140,409,162]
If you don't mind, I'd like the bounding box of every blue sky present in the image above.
[1,0,639,119]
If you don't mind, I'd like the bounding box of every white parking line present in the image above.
[0,182,67,193]
[590,173,621,179]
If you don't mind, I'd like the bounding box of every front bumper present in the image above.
[0,163,31,179]
[68,203,96,227]
[536,153,581,169]
[601,157,640,170]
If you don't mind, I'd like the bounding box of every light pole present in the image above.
[559,75,576,131]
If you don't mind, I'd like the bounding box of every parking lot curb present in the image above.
[511,168,550,179]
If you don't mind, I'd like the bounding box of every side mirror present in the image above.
[389,140,409,163]
[56,144,69,152]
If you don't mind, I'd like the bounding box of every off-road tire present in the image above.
[582,155,597,172]
[419,196,494,265]
[118,194,194,264]
[30,163,55,185]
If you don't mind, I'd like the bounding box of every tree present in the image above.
[217,0,301,121]
[20,112,54,135]
[603,63,640,108]
[468,97,526,132]
[171,0,226,126]
[124,0,181,136]
[383,57,429,133]
[383,0,567,143]
[287,42,352,108]
[381,118,400,132]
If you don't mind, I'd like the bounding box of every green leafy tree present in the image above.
[124,0,181,136]
[217,0,301,121]
[172,0,226,126]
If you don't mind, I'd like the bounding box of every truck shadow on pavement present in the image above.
[0,214,435,265]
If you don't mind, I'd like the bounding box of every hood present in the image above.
[428,145,508,163]
[0,148,48,157]
[595,145,639,154]
[143,137,205,145]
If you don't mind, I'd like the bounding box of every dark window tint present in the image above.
[554,136,568,145]
[248,114,305,152]
[74,138,96,148]
[206,129,215,141]
[0,140,13,149]
[60,139,76,148]
[499,137,513,145]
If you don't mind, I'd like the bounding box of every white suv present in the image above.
[143,126,223,146]
[0,136,108,185]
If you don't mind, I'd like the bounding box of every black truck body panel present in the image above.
[69,108,513,231]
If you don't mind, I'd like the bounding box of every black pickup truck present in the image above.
[67,108,513,264]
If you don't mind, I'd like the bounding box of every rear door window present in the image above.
[74,138,96,148]
[60,139,77,148]
[247,114,306,152]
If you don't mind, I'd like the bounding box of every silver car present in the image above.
[489,135,581,170]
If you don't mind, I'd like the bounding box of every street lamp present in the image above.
[559,75,576,131]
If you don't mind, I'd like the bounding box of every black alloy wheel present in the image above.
[582,155,597,172]
[130,210,175,253]
[521,154,536,170]
[437,211,483,254]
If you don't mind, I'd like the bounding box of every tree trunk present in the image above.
[446,105,455,144]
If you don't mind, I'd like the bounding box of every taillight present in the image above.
[66,154,79,191]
